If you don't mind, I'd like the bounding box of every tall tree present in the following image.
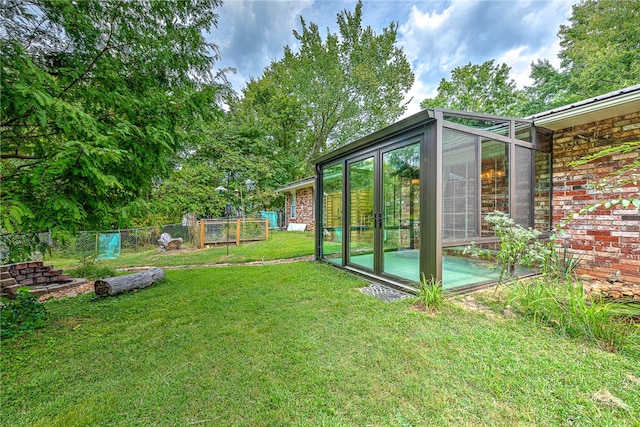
[1,0,228,234]
[558,0,640,99]
[420,60,524,116]
[521,0,640,114]
[251,0,413,163]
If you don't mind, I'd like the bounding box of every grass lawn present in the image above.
[2,262,639,426]
[47,230,315,270]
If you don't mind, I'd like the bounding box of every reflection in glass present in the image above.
[348,157,374,270]
[382,143,421,281]
[443,114,510,137]
[442,244,500,289]
[443,130,478,240]
[513,145,533,228]
[534,151,551,232]
[481,138,509,236]
[322,164,343,264]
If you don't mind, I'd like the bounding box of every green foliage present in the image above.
[551,246,582,280]
[421,60,524,116]
[66,254,114,281]
[465,211,553,284]
[522,0,640,113]
[0,288,48,340]
[558,0,640,99]
[1,0,228,234]
[0,231,50,264]
[559,141,640,228]
[415,274,446,310]
[249,0,414,162]
[509,278,639,355]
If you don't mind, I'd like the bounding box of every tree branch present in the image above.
[59,22,114,95]
[1,153,39,160]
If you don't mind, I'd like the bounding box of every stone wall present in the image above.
[285,186,315,231]
[0,261,81,298]
[552,111,640,286]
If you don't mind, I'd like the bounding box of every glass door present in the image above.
[381,143,421,281]
[346,141,421,282]
[348,156,375,271]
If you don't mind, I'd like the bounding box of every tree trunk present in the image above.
[94,268,165,297]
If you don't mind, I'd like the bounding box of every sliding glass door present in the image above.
[346,142,421,282]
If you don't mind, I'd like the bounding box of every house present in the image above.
[275,177,315,231]
[310,85,639,292]
[530,84,640,285]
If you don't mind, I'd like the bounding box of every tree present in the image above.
[521,0,640,113]
[516,59,572,116]
[1,0,228,234]
[420,60,524,116]
[253,0,413,162]
[558,0,640,99]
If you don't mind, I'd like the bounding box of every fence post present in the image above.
[200,220,205,249]
[265,219,269,240]
[236,219,241,245]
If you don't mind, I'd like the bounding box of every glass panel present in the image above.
[534,151,551,232]
[513,146,533,228]
[442,243,501,289]
[443,114,509,137]
[382,143,420,281]
[322,164,343,265]
[535,129,553,152]
[481,138,509,236]
[515,122,533,142]
[349,157,374,270]
[443,130,478,240]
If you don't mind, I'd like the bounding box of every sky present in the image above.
[209,0,576,116]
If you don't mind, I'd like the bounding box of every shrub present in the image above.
[464,211,554,284]
[1,288,48,340]
[415,274,446,311]
[66,254,115,281]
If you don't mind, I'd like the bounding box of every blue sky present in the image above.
[210,0,576,116]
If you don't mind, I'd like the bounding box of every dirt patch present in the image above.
[38,281,95,302]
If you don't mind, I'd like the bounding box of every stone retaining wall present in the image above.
[0,261,82,298]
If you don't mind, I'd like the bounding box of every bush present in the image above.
[66,254,115,281]
[1,288,48,340]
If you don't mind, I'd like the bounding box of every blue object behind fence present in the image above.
[260,211,278,229]
[98,233,121,259]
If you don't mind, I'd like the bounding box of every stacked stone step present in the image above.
[0,261,84,299]
[0,268,18,298]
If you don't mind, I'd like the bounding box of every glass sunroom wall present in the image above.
[322,164,343,264]
[442,130,478,240]
[441,127,507,289]
[480,138,509,236]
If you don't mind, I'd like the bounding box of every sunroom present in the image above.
[313,109,552,293]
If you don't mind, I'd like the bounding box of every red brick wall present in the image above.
[285,186,315,231]
[552,111,640,284]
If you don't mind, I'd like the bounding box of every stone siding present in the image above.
[285,186,315,231]
[552,111,640,284]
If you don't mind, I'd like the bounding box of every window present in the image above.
[290,192,296,218]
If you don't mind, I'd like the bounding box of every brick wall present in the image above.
[552,111,640,284]
[285,186,315,231]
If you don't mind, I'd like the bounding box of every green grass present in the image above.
[2,262,639,426]
[47,231,315,270]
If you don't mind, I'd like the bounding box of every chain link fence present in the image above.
[1,211,286,264]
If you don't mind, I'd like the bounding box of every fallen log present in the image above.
[94,268,165,297]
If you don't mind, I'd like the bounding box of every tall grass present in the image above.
[509,278,639,355]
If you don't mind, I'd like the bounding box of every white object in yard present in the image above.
[287,223,307,231]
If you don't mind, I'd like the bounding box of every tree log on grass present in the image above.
[94,268,165,297]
